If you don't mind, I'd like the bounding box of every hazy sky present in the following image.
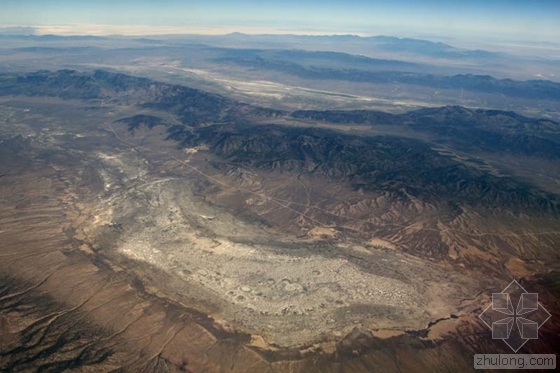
[1,0,559,41]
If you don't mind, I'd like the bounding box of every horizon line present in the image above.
[0,24,381,37]
[2,24,560,51]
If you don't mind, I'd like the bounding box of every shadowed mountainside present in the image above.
[293,106,560,159]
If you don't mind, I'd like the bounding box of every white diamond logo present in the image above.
[478,280,551,352]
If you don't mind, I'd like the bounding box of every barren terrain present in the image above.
[1,70,559,372]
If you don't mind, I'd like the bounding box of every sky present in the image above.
[0,0,559,42]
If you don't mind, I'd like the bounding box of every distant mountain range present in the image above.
[214,51,560,100]
[2,70,559,159]
[0,31,524,61]
[220,33,506,59]
[364,35,503,59]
